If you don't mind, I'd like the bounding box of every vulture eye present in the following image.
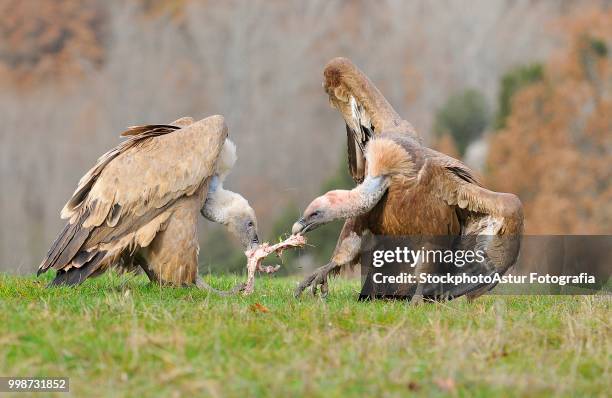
[247,221,254,228]
[311,210,321,218]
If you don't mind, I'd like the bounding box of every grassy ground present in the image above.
[0,273,610,397]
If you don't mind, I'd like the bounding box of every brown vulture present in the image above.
[38,115,259,287]
[292,58,523,301]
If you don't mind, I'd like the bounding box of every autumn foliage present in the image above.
[487,10,611,234]
[0,0,108,87]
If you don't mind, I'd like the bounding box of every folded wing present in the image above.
[418,150,524,298]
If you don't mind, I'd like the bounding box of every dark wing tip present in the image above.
[446,165,480,185]
[47,251,106,287]
[120,124,180,137]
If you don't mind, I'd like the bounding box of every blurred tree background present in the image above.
[494,64,544,129]
[487,10,611,234]
[0,0,609,274]
[433,89,490,156]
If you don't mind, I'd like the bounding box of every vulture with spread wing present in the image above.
[293,58,523,301]
[39,115,259,287]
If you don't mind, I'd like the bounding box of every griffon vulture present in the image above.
[38,115,259,287]
[292,58,523,301]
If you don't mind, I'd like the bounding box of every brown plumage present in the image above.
[294,58,523,300]
[39,116,228,286]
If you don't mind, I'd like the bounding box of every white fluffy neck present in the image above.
[201,177,244,225]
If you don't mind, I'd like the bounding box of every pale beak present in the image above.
[247,233,259,251]
[292,218,306,235]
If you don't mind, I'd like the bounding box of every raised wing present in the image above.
[39,115,227,283]
[417,150,524,298]
[323,57,417,183]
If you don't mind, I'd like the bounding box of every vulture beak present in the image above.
[246,231,260,251]
[292,218,318,235]
[291,218,307,235]
[247,239,259,252]
[292,215,322,235]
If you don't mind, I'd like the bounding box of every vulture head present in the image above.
[219,193,259,251]
[201,139,260,251]
[323,57,417,183]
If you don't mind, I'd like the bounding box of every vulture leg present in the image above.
[135,252,159,283]
[116,251,149,275]
[296,261,337,298]
[331,218,365,273]
[409,242,438,305]
[295,218,364,297]
[410,259,425,305]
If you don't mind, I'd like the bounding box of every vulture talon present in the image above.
[320,277,329,298]
[294,274,316,298]
[295,262,336,298]
[311,273,325,297]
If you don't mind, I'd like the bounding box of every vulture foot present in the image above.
[294,261,339,298]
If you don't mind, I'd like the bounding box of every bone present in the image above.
[239,234,307,295]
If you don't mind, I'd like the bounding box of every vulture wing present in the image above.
[417,150,524,299]
[39,115,228,285]
[323,58,417,183]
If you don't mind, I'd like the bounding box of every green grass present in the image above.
[0,273,610,397]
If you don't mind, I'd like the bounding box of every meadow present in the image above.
[0,273,609,397]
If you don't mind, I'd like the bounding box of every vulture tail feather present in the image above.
[39,208,92,274]
[48,251,106,287]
